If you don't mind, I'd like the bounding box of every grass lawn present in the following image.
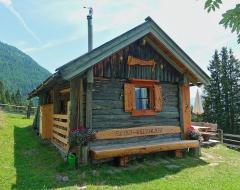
[1,112,240,190]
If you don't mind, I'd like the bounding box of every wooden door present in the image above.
[40,104,53,139]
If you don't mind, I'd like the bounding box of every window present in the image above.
[135,87,150,110]
[124,79,163,116]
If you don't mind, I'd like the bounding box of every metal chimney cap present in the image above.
[84,6,93,17]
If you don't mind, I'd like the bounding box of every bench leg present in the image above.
[119,156,128,167]
[191,146,201,157]
[175,150,183,158]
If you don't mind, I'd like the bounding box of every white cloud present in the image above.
[0,0,41,43]
[21,35,81,53]
[0,0,11,6]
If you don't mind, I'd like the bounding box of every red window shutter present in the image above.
[154,84,163,112]
[124,83,135,112]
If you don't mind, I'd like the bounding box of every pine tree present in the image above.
[5,89,10,103]
[11,92,16,105]
[15,89,22,106]
[203,48,240,133]
[203,50,224,126]
[228,49,240,133]
[220,48,231,131]
[0,81,6,104]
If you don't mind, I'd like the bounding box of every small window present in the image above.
[124,79,163,116]
[135,87,150,110]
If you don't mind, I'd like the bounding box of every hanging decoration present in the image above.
[127,56,156,70]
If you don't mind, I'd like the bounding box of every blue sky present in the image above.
[0,0,239,99]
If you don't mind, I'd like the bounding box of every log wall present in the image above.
[93,38,182,83]
[90,39,184,148]
[91,78,181,147]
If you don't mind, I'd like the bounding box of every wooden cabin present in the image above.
[29,17,209,166]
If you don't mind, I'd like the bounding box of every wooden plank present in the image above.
[40,104,53,139]
[70,77,80,129]
[223,138,240,143]
[95,126,181,140]
[175,150,183,158]
[53,87,61,114]
[119,156,128,167]
[200,132,217,136]
[52,126,68,136]
[60,88,70,94]
[91,133,181,147]
[181,84,191,139]
[224,143,240,149]
[79,79,84,126]
[90,140,199,160]
[53,114,68,120]
[124,83,135,112]
[178,84,184,140]
[86,69,93,129]
[92,119,180,130]
[52,133,68,144]
[223,133,240,138]
[52,138,69,151]
[53,120,68,128]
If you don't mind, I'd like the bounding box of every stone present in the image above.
[165,164,180,170]
[62,176,69,182]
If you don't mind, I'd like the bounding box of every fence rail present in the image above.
[0,103,37,117]
[223,133,240,148]
[52,114,69,151]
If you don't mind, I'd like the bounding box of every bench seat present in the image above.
[200,132,217,136]
[90,140,199,160]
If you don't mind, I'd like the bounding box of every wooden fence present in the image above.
[51,101,70,152]
[223,133,240,148]
[0,103,37,117]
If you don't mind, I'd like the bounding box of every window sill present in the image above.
[132,110,156,116]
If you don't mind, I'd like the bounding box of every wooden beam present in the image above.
[146,36,199,84]
[52,138,69,151]
[53,120,68,128]
[52,126,68,136]
[79,79,84,126]
[53,114,68,120]
[90,140,199,160]
[69,77,80,129]
[53,87,60,114]
[82,68,93,165]
[52,133,68,144]
[40,104,53,139]
[59,88,70,94]
[175,150,183,158]
[180,84,191,139]
[145,36,184,74]
[178,84,184,140]
[95,126,181,140]
[86,68,93,129]
[119,156,128,167]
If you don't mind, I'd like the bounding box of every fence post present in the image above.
[218,129,223,144]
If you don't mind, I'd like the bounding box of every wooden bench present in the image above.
[192,122,223,142]
[90,126,200,166]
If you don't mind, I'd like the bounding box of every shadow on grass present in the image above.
[13,125,208,189]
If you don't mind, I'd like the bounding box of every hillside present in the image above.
[0,41,51,97]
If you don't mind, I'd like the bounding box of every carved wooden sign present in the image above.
[95,126,180,140]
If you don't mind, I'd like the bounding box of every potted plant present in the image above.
[69,126,96,164]
[70,126,96,146]
[188,126,200,140]
[202,133,210,141]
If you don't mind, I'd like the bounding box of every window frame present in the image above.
[129,79,158,117]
